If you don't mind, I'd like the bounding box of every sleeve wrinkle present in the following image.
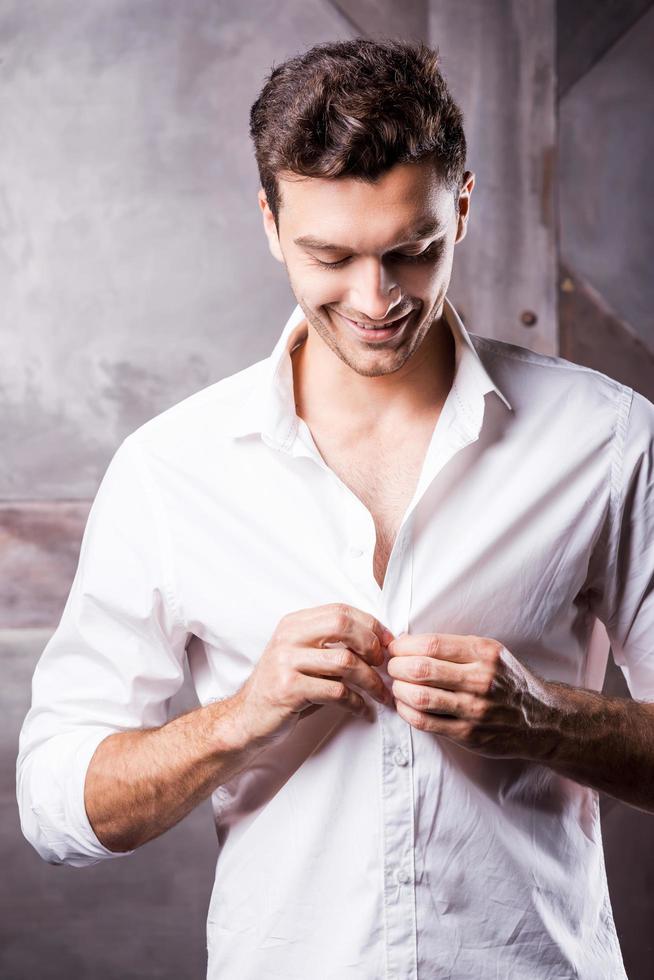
[123,435,188,636]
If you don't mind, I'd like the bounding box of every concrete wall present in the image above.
[559,4,654,350]
[558,3,654,404]
[556,7,654,971]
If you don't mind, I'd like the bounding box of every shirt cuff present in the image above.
[24,727,137,868]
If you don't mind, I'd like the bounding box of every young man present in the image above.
[17,38,653,979]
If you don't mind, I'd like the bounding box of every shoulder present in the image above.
[121,358,266,461]
[469,332,634,422]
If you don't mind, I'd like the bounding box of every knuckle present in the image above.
[334,648,355,671]
[480,638,502,664]
[469,696,490,721]
[474,668,495,696]
[414,659,430,680]
[426,634,442,659]
[412,711,428,731]
[330,681,349,701]
[416,689,431,710]
[366,616,384,649]
[333,604,352,634]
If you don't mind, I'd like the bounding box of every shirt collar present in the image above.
[225,296,513,447]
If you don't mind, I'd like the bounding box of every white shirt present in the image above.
[17,297,654,979]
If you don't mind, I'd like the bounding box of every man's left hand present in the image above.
[386,632,555,760]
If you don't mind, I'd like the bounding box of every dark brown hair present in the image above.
[249,37,467,230]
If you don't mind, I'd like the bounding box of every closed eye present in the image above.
[312,239,444,270]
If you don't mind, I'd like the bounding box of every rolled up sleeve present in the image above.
[589,388,654,701]
[16,435,189,867]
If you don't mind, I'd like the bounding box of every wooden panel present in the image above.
[429,0,557,355]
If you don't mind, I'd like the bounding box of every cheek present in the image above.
[287,266,341,312]
[401,259,448,289]
[307,278,349,313]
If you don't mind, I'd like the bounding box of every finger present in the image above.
[388,632,478,664]
[296,646,391,707]
[393,682,511,726]
[301,604,394,667]
[387,655,469,692]
[297,675,370,717]
[395,699,470,736]
[392,679,463,716]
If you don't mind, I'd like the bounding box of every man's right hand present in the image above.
[234,603,395,748]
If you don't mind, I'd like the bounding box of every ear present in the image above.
[454,171,475,245]
[258,188,285,264]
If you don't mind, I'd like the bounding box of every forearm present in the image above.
[85,692,264,852]
[529,680,654,814]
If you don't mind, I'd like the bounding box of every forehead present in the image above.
[279,161,454,248]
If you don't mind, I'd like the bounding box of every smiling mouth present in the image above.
[338,311,412,328]
[334,309,414,342]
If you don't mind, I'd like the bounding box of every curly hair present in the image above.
[249,37,467,230]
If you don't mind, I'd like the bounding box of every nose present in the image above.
[350,256,402,321]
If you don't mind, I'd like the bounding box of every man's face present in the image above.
[258,159,474,378]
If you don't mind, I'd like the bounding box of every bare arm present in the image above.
[387,632,654,814]
[85,604,393,853]
[532,681,654,814]
[84,692,263,853]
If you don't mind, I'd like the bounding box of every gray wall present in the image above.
[2,630,215,980]
[557,0,654,401]
[2,1,653,977]
[559,3,654,350]
[0,0,351,500]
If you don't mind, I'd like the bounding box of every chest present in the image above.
[305,422,436,590]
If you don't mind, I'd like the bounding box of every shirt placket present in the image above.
[342,488,418,980]
[376,404,485,980]
[289,396,484,980]
[377,518,419,980]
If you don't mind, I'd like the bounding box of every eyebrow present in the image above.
[293,217,445,251]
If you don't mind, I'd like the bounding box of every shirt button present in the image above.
[349,546,364,558]
[396,868,412,885]
[393,748,408,766]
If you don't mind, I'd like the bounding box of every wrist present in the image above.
[206,692,264,757]
[525,678,616,766]
[519,677,584,764]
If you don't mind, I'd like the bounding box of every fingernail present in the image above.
[383,628,394,644]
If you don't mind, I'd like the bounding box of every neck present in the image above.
[291,309,456,437]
